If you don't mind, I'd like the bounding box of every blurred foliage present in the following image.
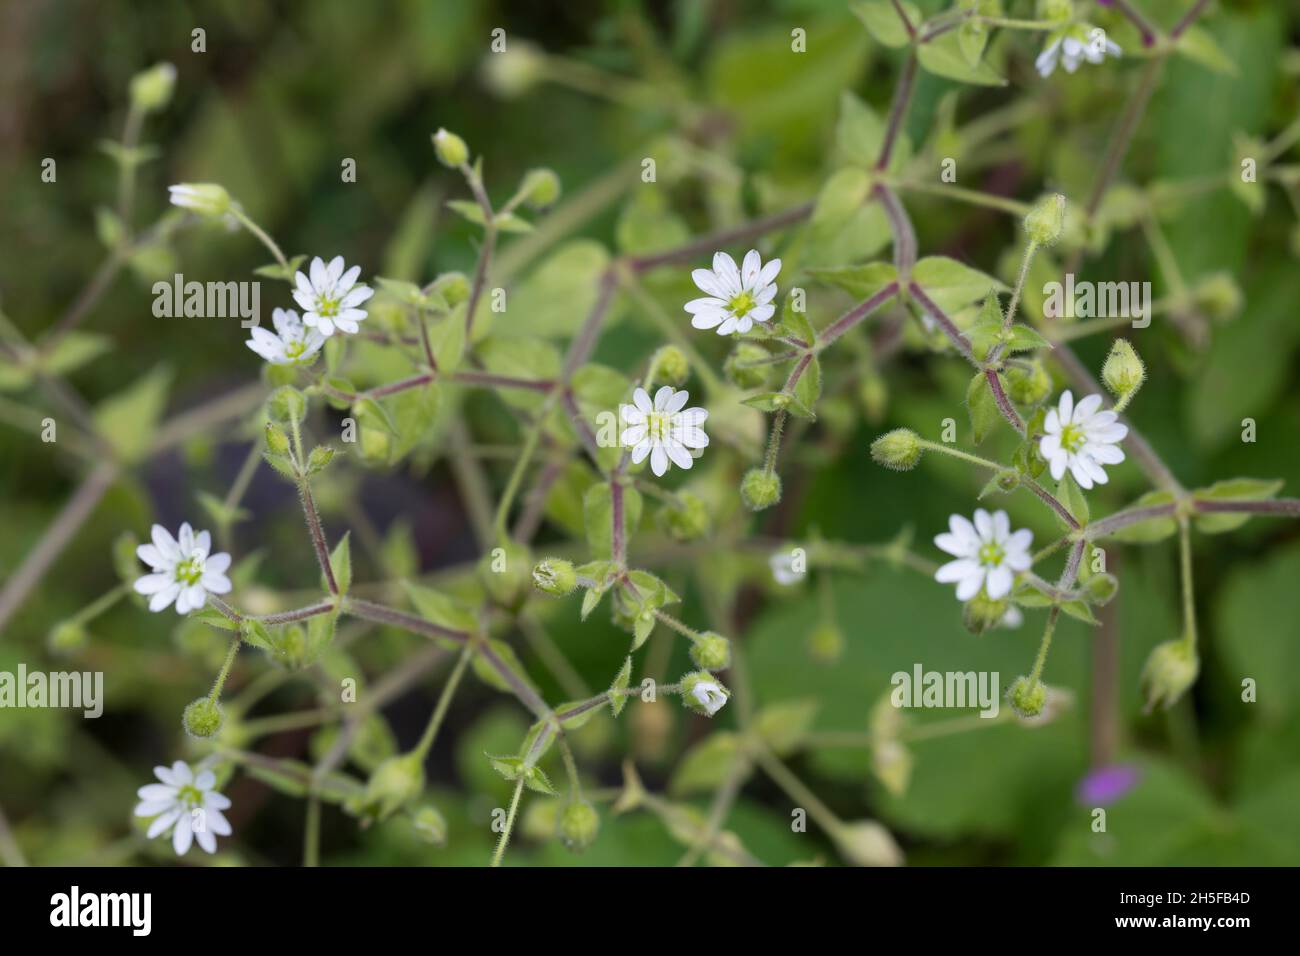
[2,0,1300,867]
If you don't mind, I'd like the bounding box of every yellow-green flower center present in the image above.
[316,295,340,318]
[175,557,203,585]
[978,542,1005,568]
[284,339,307,360]
[728,290,756,317]
[177,784,202,808]
[1059,423,1086,453]
[646,411,671,442]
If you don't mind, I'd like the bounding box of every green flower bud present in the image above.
[652,345,690,386]
[740,468,782,512]
[1006,675,1047,719]
[657,491,711,542]
[1192,271,1242,323]
[1101,339,1145,399]
[963,591,1009,635]
[411,803,447,845]
[679,671,731,717]
[306,444,335,474]
[871,740,913,797]
[557,800,600,852]
[481,41,546,97]
[1084,572,1119,605]
[807,620,845,663]
[689,632,732,671]
[264,422,290,456]
[1004,359,1052,406]
[362,752,426,822]
[129,62,176,113]
[532,558,578,597]
[833,820,904,867]
[858,375,889,424]
[431,271,470,307]
[47,620,88,654]
[518,168,561,209]
[432,128,469,168]
[724,342,772,389]
[167,183,232,218]
[1024,192,1066,245]
[1141,639,1199,713]
[182,697,224,739]
[870,428,923,471]
[478,540,532,608]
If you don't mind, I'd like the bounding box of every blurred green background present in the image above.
[1,0,1299,866]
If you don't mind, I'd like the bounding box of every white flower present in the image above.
[691,681,728,716]
[134,760,233,856]
[245,307,326,366]
[1040,390,1128,489]
[1036,26,1121,78]
[769,550,805,586]
[291,255,374,336]
[685,249,781,336]
[934,509,1033,601]
[167,183,231,218]
[133,522,232,614]
[619,386,709,478]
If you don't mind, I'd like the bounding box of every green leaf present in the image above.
[583,483,643,559]
[196,490,250,530]
[1111,490,1179,544]
[477,335,562,410]
[609,656,633,718]
[1059,600,1099,626]
[403,581,478,637]
[191,607,240,632]
[1193,478,1283,534]
[965,372,998,445]
[754,699,819,756]
[811,166,872,228]
[93,365,171,462]
[253,255,307,281]
[957,20,989,68]
[916,31,1006,86]
[616,190,691,256]
[509,241,611,337]
[850,0,919,48]
[472,639,534,695]
[1056,474,1090,527]
[40,332,111,377]
[807,262,898,300]
[835,92,885,167]
[912,257,1007,313]
[669,732,745,796]
[1004,324,1052,353]
[327,532,352,595]
[1175,25,1237,76]
[794,356,822,414]
[446,200,533,233]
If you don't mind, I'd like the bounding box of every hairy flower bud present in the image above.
[1037,0,1074,23]
[168,183,232,218]
[807,620,845,663]
[652,345,690,386]
[431,271,470,306]
[870,428,923,471]
[1024,192,1066,245]
[1004,359,1051,406]
[557,800,600,852]
[432,128,469,168]
[129,62,176,113]
[182,696,224,739]
[963,591,1009,635]
[724,342,772,389]
[833,820,904,867]
[1006,675,1047,719]
[518,168,561,209]
[411,803,447,845]
[481,41,546,97]
[740,468,782,511]
[657,491,711,541]
[689,632,732,671]
[1141,639,1199,712]
[532,558,577,596]
[1192,271,1242,323]
[1084,572,1119,605]
[679,671,731,717]
[1101,339,1145,399]
[362,752,426,822]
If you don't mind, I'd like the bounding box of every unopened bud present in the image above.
[264,423,290,456]
[182,697,224,739]
[689,632,731,671]
[724,342,772,389]
[740,468,782,511]
[657,491,711,541]
[1192,272,1242,323]
[1006,675,1047,719]
[518,168,561,209]
[1004,359,1052,405]
[557,800,600,852]
[870,428,923,471]
[652,345,689,386]
[1141,639,1199,712]
[478,540,532,607]
[963,591,1009,635]
[167,183,231,218]
[432,128,469,168]
[432,271,470,307]
[362,752,426,822]
[129,62,176,113]
[1084,572,1119,605]
[679,671,730,717]
[532,558,577,597]
[1024,192,1066,245]
[808,620,845,663]
[1101,339,1145,398]
[833,820,904,867]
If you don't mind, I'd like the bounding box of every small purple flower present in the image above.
[1075,763,1142,805]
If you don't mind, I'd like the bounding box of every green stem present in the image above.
[413,644,475,760]
[491,776,526,867]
